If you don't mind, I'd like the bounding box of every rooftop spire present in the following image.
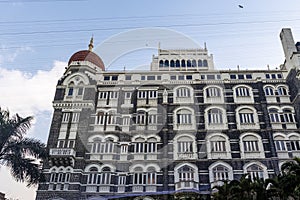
[88,35,94,51]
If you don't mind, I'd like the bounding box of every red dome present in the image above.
[68,50,105,70]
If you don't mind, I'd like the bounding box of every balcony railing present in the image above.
[49,148,75,157]
[175,181,198,190]
[177,152,196,160]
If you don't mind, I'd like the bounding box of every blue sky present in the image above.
[0,0,300,199]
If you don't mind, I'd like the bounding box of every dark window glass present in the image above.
[147,76,155,80]
[178,75,184,80]
[112,76,118,81]
[238,74,244,79]
[171,76,176,80]
[186,75,192,80]
[78,87,83,95]
[246,74,252,79]
[230,75,236,79]
[277,74,282,79]
[104,76,110,81]
[68,88,73,96]
[265,74,270,79]
[207,75,215,80]
[141,76,145,80]
[216,74,221,80]
[157,76,161,80]
[271,74,276,79]
[125,75,131,80]
[201,75,205,79]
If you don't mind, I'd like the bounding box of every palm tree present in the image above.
[0,108,47,186]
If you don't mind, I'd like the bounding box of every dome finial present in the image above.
[88,35,94,51]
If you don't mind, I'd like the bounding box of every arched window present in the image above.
[50,169,58,183]
[67,82,74,96]
[170,60,175,67]
[159,60,164,68]
[203,59,208,67]
[289,135,300,151]
[282,108,295,123]
[242,135,259,152]
[146,167,156,185]
[99,167,111,185]
[177,136,193,154]
[176,109,192,124]
[175,60,180,67]
[133,137,158,154]
[277,86,288,96]
[133,167,144,185]
[246,164,264,180]
[235,86,250,97]
[177,165,196,189]
[206,87,221,97]
[88,167,98,184]
[208,108,223,124]
[137,110,146,125]
[91,137,115,154]
[187,60,192,67]
[264,86,274,96]
[212,165,229,182]
[210,136,226,152]
[192,59,197,67]
[198,59,202,67]
[164,60,169,67]
[133,137,145,153]
[181,60,186,67]
[176,87,191,97]
[239,108,255,124]
[269,108,280,123]
[274,135,287,151]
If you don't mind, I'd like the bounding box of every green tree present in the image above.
[0,108,47,186]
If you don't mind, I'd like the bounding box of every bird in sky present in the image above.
[238,5,244,8]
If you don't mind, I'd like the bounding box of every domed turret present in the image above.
[68,37,105,71]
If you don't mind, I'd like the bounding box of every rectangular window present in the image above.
[57,140,65,148]
[138,91,147,99]
[186,75,192,80]
[211,141,226,152]
[238,74,244,79]
[290,140,300,151]
[236,87,250,97]
[207,75,215,80]
[122,117,130,126]
[120,144,128,154]
[125,92,131,99]
[148,114,157,124]
[271,74,276,79]
[133,173,144,185]
[110,91,118,99]
[104,76,110,81]
[178,141,193,153]
[62,113,70,123]
[157,76,161,80]
[265,74,270,79]
[125,75,131,80]
[72,113,80,123]
[149,91,157,98]
[230,74,236,79]
[207,87,221,97]
[118,176,126,185]
[141,76,146,80]
[239,113,254,124]
[277,74,282,79]
[146,172,156,184]
[243,141,259,152]
[111,76,118,81]
[216,74,221,80]
[177,114,192,124]
[68,88,73,96]
[77,87,84,96]
[147,76,155,80]
[68,140,75,148]
[170,75,176,80]
[246,74,252,79]
[275,140,286,151]
[200,75,205,80]
[99,92,108,99]
[178,75,184,80]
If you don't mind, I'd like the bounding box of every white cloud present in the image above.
[0,46,33,66]
[0,61,66,200]
[0,60,66,116]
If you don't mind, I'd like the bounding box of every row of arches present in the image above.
[159,59,208,68]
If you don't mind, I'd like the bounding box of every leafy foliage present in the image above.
[212,158,300,200]
[0,108,47,186]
